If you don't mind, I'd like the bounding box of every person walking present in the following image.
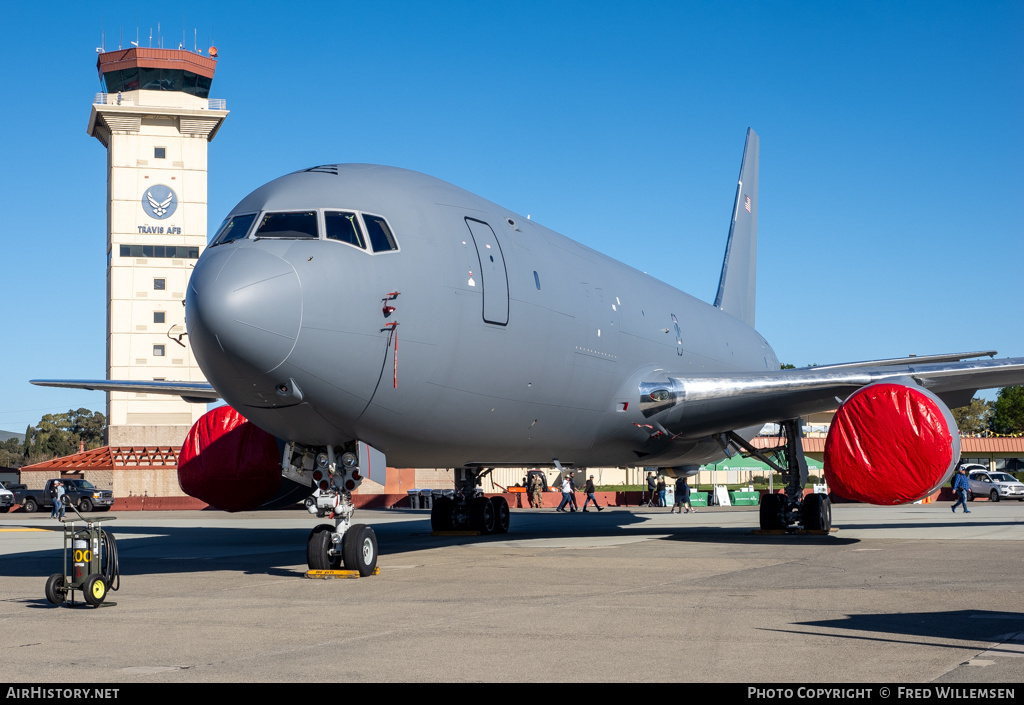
[671,476,695,514]
[582,475,603,512]
[952,467,971,514]
[657,475,667,508]
[54,481,66,520]
[528,472,544,509]
[557,473,576,512]
[646,472,657,506]
[49,481,60,518]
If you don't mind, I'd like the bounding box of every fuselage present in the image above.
[185,164,778,468]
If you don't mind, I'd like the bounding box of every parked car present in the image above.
[967,470,1024,502]
[0,482,13,511]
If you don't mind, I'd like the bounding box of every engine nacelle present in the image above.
[824,382,960,505]
[178,405,283,512]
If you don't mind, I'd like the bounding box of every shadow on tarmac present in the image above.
[1,507,868,578]
[770,610,1024,649]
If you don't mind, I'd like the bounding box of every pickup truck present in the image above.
[15,479,115,513]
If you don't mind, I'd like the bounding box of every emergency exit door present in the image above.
[464,218,509,325]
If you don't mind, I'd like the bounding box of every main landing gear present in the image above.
[283,442,378,576]
[723,418,832,533]
[430,467,510,535]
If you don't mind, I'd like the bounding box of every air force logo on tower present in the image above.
[142,185,178,220]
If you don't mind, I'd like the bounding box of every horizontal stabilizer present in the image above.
[31,379,220,402]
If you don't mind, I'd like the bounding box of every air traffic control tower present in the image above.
[88,48,228,447]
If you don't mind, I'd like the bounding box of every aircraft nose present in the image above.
[187,246,302,380]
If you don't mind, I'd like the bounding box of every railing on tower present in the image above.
[93,93,226,110]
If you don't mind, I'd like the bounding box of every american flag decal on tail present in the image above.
[744,195,751,213]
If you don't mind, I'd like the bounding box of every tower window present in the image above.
[154,279,165,290]
[153,345,165,357]
[154,147,166,159]
[154,311,165,324]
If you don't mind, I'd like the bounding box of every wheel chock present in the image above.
[304,567,380,579]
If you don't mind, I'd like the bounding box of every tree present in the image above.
[20,409,107,465]
[951,397,993,435]
[990,386,1024,435]
[0,437,24,468]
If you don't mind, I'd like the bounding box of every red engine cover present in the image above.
[824,383,960,505]
[178,406,281,512]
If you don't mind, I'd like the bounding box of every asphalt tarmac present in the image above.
[1,501,1023,684]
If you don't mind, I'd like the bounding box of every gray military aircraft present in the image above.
[34,129,1024,575]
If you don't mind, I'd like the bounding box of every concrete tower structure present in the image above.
[88,48,228,447]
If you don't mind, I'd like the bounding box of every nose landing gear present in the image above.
[284,442,379,577]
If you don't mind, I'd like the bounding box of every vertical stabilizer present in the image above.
[713,128,759,327]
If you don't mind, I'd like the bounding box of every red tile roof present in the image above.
[20,446,180,472]
[752,435,1023,454]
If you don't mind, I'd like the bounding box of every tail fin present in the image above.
[713,128,759,327]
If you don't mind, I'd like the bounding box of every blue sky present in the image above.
[1,1,1022,434]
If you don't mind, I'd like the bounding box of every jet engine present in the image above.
[179,405,289,512]
[823,382,960,505]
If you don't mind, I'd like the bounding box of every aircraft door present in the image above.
[464,218,509,325]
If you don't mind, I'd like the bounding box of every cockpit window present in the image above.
[254,211,319,239]
[324,211,366,249]
[210,213,257,246]
[363,214,399,252]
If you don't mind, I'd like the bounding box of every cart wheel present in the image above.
[83,574,107,607]
[44,573,65,605]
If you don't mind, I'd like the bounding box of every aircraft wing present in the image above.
[30,379,220,403]
[639,355,1024,439]
[807,350,997,371]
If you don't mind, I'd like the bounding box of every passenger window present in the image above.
[362,214,398,252]
[324,211,366,249]
[254,211,319,239]
[211,213,257,246]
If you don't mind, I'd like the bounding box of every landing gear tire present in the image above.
[491,496,510,534]
[83,574,107,607]
[78,497,93,513]
[431,496,455,531]
[470,496,496,535]
[306,523,341,570]
[342,524,377,576]
[759,493,787,531]
[44,573,65,605]
[991,490,1000,502]
[802,494,832,532]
